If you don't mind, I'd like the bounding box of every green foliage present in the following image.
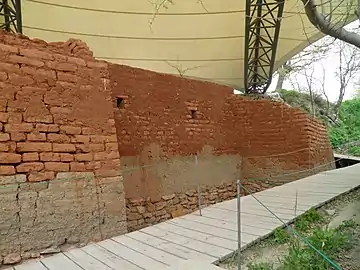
[272,228,291,244]
[329,97,360,153]
[247,262,274,270]
[279,220,355,270]
[295,209,323,232]
[278,90,329,119]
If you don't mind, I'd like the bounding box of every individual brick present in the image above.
[0,112,9,123]
[5,123,33,133]
[0,133,10,142]
[28,171,55,182]
[39,152,60,162]
[60,126,81,135]
[8,54,45,67]
[60,153,74,162]
[94,151,120,161]
[52,143,76,152]
[10,132,26,142]
[17,142,52,152]
[27,133,46,141]
[0,143,9,152]
[82,127,95,135]
[22,152,39,162]
[70,135,90,143]
[7,113,23,124]
[44,162,69,172]
[47,133,70,143]
[105,143,119,152]
[74,153,93,162]
[0,153,21,164]
[16,162,44,173]
[35,124,60,133]
[70,162,86,172]
[0,165,15,175]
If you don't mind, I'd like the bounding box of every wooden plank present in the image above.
[98,239,168,270]
[127,231,216,263]
[141,225,232,258]
[40,253,83,270]
[14,260,47,270]
[181,212,280,233]
[65,248,112,270]
[82,244,141,270]
[112,234,184,266]
[155,222,239,250]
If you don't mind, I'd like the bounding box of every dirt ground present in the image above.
[219,188,360,270]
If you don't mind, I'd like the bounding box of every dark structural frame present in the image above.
[0,0,22,33]
[244,0,285,94]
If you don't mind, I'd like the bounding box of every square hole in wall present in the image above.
[190,109,197,119]
[116,97,124,109]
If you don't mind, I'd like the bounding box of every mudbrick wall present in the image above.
[109,64,334,231]
[0,31,126,265]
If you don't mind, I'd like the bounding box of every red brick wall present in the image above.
[0,31,126,265]
[109,64,333,196]
[0,31,120,179]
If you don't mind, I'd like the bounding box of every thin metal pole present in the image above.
[196,155,202,216]
[237,179,241,270]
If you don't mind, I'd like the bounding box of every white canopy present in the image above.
[21,0,356,89]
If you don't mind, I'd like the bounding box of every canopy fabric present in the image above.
[21,0,356,89]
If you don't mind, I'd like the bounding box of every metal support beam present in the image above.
[244,0,284,94]
[0,0,22,33]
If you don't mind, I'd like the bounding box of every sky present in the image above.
[267,22,360,102]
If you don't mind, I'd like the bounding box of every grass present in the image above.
[246,207,357,270]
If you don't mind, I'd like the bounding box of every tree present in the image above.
[301,0,360,49]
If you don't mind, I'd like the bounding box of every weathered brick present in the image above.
[87,61,107,69]
[94,151,120,161]
[0,165,15,175]
[52,143,76,152]
[70,135,90,143]
[27,133,46,141]
[0,143,9,151]
[75,153,93,162]
[22,152,39,162]
[17,142,52,152]
[60,153,74,162]
[0,133,10,142]
[8,73,34,86]
[60,126,81,135]
[8,54,44,67]
[0,71,7,81]
[57,71,78,83]
[40,152,60,162]
[8,113,23,123]
[0,43,19,53]
[10,132,26,141]
[44,162,69,172]
[90,135,107,143]
[28,171,55,182]
[0,112,9,123]
[105,143,119,152]
[35,124,59,133]
[47,61,77,72]
[82,127,96,135]
[0,153,21,164]
[67,56,86,66]
[20,48,54,60]
[85,161,101,170]
[70,162,86,172]
[47,133,70,143]
[16,162,44,172]
[24,114,53,124]
[5,123,33,133]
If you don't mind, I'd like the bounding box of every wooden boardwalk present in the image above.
[7,164,360,270]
